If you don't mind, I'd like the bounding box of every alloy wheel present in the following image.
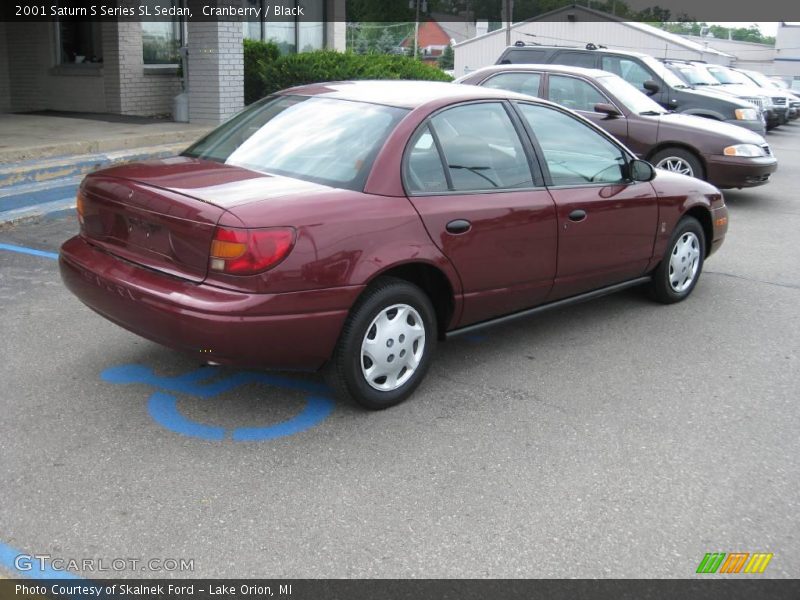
[656,156,694,177]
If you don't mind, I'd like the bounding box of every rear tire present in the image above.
[327,277,437,410]
[651,147,705,180]
[649,216,705,304]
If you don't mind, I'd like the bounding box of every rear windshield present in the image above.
[183,95,408,191]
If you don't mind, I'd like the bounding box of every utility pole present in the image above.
[505,0,513,47]
[411,0,427,58]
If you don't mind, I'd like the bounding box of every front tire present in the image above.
[327,277,437,410]
[649,216,705,304]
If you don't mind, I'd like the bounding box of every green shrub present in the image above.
[244,39,280,104]
[246,50,453,103]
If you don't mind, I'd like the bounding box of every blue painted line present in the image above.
[0,242,59,260]
[464,334,488,343]
[0,540,83,579]
[102,364,335,442]
[0,183,78,212]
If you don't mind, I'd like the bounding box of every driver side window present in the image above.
[518,103,628,186]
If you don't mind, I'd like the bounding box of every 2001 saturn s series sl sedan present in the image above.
[60,81,728,409]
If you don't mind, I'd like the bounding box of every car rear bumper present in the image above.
[705,155,778,189]
[59,236,361,370]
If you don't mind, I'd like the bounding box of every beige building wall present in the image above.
[775,24,800,80]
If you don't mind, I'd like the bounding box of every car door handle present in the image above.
[568,209,587,222]
[446,219,472,234]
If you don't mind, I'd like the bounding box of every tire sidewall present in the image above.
[339,280,437,409]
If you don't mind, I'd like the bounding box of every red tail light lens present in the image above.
[209,227,295,275]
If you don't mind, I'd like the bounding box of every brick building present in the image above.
[0,0,345,125]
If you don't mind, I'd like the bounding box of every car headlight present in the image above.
[723,144,766,157]
[734,108,759,120]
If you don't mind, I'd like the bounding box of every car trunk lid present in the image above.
[79,172,228,283]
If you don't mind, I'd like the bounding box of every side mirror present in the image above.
[594,102,622,118]
[629,159,656,182]
[643,80,660,96]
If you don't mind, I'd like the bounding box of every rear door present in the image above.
[513,102,658,301]
[404,101,558,326]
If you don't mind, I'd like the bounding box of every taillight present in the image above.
[76,189,86,224]
[209,226,295,275]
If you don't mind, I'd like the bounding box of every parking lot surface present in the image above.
[1,125,798,579]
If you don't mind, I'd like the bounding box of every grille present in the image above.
[761,144,772,157]
[741,96,764,109]
[772,96,787,106]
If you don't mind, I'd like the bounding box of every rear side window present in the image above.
[481,72,542,97]
[552,51,597,68]
[548,75,608,112]
[518,103,628,186]
[500,49,547,64]
[405,125,449,194]
[601,56,652,92]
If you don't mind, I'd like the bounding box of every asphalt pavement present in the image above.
[0,124,798,579]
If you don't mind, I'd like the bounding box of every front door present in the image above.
[514,102,658,301]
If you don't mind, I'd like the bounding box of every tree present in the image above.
[438,44,454,69]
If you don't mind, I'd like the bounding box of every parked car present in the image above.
[457,64,777,188]
[699,64,791,126]
[59,81,728,409]
[660,60,778,130]
[733,68,800,121]
[495,43,767,134]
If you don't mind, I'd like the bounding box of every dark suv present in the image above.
[496,44,766,135]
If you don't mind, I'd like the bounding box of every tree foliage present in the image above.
[244,48,453,104]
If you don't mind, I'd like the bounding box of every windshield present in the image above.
[667,63,720,86]
[739,69,777,88]
[707,66,754,86]
[183,96,408,191]
[639,56,686,88]
[597,74,666,114]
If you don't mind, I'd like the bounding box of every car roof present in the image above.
[504,44,650,60]
[463,63,617,81]
[276,80,538,109]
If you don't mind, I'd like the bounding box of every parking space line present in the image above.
[0,243,59,261]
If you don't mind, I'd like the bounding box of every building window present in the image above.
[141,0,182,64]
[58,19,103,64]
[243,0,324,54]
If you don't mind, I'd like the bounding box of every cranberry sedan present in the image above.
[60,81,728,409]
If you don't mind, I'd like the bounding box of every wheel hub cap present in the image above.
[668,232,701,293]
[656,157,694,177]
[361,304,425,392]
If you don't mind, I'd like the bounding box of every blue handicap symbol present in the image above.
[100,364,335,442]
